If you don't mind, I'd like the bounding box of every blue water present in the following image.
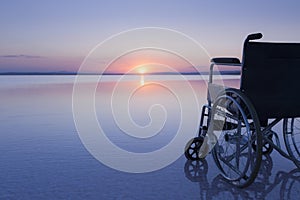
[0,75,299,199]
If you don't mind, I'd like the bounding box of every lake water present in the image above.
[0,75,299,199]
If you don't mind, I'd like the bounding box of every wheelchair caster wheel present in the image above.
[185,137,204,160]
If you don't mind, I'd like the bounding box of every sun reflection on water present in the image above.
[140,75,145,86]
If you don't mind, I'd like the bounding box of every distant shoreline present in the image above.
[0,71,240,76]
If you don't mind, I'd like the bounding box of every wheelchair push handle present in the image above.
[245,33,263,42]
[243,33,263,60]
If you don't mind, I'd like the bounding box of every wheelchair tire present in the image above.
[211,89,262,188]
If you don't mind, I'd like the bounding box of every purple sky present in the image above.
[1,0,300,73]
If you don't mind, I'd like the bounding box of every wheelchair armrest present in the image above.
[210,57,241,66]
[209,57,241,83]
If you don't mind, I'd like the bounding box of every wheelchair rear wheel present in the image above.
[211,89,262,188]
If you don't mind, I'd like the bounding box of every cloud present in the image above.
[0,54,44,59]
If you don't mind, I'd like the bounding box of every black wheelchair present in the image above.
[185,33,300,187]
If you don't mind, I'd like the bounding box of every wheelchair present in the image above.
[185,33,300,187]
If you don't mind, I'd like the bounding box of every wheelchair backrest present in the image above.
[240,41,300,119]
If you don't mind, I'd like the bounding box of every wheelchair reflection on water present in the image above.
[184,156,300,200]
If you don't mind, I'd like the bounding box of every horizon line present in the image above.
[0,70,240,76]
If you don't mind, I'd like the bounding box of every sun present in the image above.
[138,67,146,74]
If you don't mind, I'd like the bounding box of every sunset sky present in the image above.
[1,0,300,73]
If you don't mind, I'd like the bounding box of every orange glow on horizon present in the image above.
[101,49,204,74]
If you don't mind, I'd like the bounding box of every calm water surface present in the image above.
[0,75,299,199]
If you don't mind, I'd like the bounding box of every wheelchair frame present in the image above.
[185,33,300,187]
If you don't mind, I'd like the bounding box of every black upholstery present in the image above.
[241,41,300,119]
